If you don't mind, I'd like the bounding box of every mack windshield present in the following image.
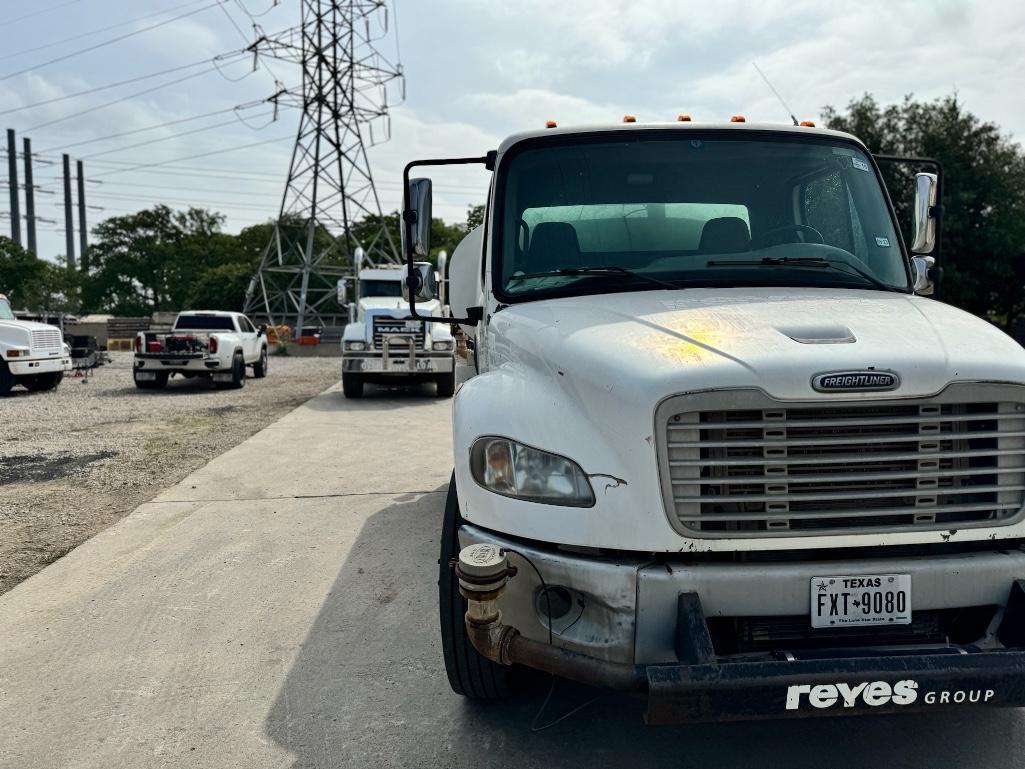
[0,297,14,321]
[498,136,907,299]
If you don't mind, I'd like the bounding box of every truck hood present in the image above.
[0,319,62,344]
[489,287,1025,402]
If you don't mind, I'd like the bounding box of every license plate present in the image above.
[811,574,911,628]
[135,371,156,381]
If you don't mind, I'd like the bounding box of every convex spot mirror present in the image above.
[402,261,437,303]
[336,278,348,304]
[405,178,433,258]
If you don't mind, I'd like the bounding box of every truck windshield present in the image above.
[361,280,404,298]
[174,315,236,331]
[498,134,908,300]
[0,297,14,321]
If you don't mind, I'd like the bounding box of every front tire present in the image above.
[0,359,14,396]
[252,347,268,378]
[24,372,64,392]
[439,472,514,700]
[342,372,364,398]
[436,369,456,398]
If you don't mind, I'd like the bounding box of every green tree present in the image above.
[0,237,79,312]
[466,204,485,230]
[823,94,1025,325]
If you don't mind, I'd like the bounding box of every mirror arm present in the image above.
[403,153,494,326]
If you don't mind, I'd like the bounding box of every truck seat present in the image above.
[699,217,751,254]
[526,222,583,273]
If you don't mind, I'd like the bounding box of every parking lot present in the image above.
[0,352,340,594]
[3,375,1025,769]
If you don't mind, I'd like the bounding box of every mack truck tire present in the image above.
[342,372,364,398]
[252,347,268,378]
[0,359,14,396]
[24,372,63,392]
[436,369,456,398]
[133,370,169,390]
[439,472,515,700]
[216,353,246,390]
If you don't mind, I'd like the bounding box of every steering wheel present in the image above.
[752,224,825,249]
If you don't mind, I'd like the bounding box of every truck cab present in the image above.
[404,119,1025,722]
[340,265,456,398]
[0,293,71,396]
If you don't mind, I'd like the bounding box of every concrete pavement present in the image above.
[3,376,1025,768]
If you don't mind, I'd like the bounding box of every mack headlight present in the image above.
[344,341,366,351]
[470,437,595,507]
[432,340,454,352]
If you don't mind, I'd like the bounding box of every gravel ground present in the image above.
[0,352,341,595]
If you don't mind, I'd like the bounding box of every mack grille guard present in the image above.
[456,545,1025,723]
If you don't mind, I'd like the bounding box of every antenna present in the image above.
[752,62,799,126]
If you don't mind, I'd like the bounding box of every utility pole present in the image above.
[62,153,75,268]
[76,159,87,270]
[22,136,36,255]
[243,0,404,332]
[6,129,20,245]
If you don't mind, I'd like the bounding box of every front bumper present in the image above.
[7,355,70,375]
[342,352,454,374]
[459,524,1025,721]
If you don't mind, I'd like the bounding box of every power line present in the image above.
[0,0,211,62]
[0,55,224,116]
[79,112,275,159]
[1,1,227,81]
[90,135,293,177]
[41,105,250,151]
[0,0,83,27]
[24,63,235,132]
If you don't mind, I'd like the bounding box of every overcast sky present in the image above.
[1,0,1024,263]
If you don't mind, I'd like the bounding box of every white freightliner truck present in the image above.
[340,257,456,399]
[0,293,71,396]
[400,118,1025,722]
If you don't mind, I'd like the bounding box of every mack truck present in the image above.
[340,254,456,399]
[0,293,71,396]
[399,118,1025,723]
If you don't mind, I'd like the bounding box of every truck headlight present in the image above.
[470,437,595,507]
[344,341,366,351]
[6,348,29,358]
[432,340,454,352]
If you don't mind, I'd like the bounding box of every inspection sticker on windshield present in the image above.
[811,574,911,628]
[875,236,891,247]
[851,156,871,172]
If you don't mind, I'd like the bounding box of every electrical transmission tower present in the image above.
[244,0,404,333]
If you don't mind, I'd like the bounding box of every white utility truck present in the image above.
[133,310,268,390]
[0,292,71,396]
[340,261,456,398]
[400,118,1025,722]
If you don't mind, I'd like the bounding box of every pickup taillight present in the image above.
[209,335,218,353]
[134,336,142,354]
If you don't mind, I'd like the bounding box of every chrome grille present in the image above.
[30,328,62,352]
[658,387,1025,537]
[371,316,425,352]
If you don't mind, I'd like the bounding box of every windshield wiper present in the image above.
[706,256,902,292]
[508,264,681,291]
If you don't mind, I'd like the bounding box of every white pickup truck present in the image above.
[401,119,1025,722]
[340,265,456,398]
[0,292,71,396]
[133,311,268,390]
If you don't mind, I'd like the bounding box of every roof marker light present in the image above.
[799,120,815,127]
[623,115,637,123]
[545,119,557,128]
[677,114,691,122]
[730,115,746,123]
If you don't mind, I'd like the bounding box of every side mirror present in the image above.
[912,255,936,296]
[258,323,267,336]
[402,261,437,303]
[336,278,348,304]
[404,178,433,258]
[911,172,938,254]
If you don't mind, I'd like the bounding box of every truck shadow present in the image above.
[264,487,1023,769]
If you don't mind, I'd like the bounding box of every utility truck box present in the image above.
[0,293,71,396]
[340,261,455,398]
[400,118,1025,722]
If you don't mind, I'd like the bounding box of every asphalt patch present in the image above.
[0,451,116,485]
